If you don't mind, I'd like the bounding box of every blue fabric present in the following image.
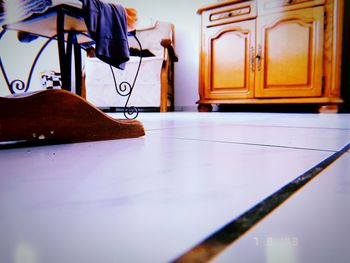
[82,0,130,70]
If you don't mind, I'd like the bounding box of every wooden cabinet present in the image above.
[197,0,344,112]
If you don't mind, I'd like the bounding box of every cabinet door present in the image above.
[201,19,255,99]
[256,6,324,98]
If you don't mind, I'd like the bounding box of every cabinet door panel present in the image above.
[267,22,310,85]
[256,6,324,98]
[203,20,255,99]
[212,32,246,88]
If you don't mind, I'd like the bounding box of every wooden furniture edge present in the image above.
[0,89,145,144]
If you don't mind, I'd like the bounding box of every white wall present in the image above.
[0,0,214,109]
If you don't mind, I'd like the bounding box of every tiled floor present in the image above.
[0,112,349,263]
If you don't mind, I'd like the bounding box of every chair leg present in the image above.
[57,10,71,92]
[72,33,82,96]
[160,62,169,112]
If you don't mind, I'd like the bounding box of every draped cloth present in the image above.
[81,0,130,70]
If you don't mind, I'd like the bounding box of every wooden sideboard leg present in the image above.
[197,104,213,112]
[318,104,339,113]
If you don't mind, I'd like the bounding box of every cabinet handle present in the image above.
[250,46,255,72]
[256,44,262,71]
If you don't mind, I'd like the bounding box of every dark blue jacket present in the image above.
[82,0,129,69]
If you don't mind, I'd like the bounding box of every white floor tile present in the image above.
[212,153,350,263]
[133,112,350,130]
[138,113,350,151]
[0,112,349,263]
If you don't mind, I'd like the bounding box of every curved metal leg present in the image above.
[0,28,56,94]
[109,32,143,120]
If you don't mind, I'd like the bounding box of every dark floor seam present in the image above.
[171,142,350,263]
[173,137,338,153]
[145,124,350,132]
[225,124,350,131]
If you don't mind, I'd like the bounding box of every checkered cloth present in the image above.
[40,70,62,89]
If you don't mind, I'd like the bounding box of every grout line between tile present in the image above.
[223,124,350,131]
[145,124,350,132]
[171,142,350,263]
[172,137,338,153]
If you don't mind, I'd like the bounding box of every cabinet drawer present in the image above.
[210,6,251,21]
[258,0,324,15]
[204,1,256,27]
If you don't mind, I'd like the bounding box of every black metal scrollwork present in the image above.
[116,81,132,97]
[109,32,142,120]
[110,66,140,120]
[10,79,26,93]
[0,28,55,94]
[124,106,139,119]
[1,26,143,120]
